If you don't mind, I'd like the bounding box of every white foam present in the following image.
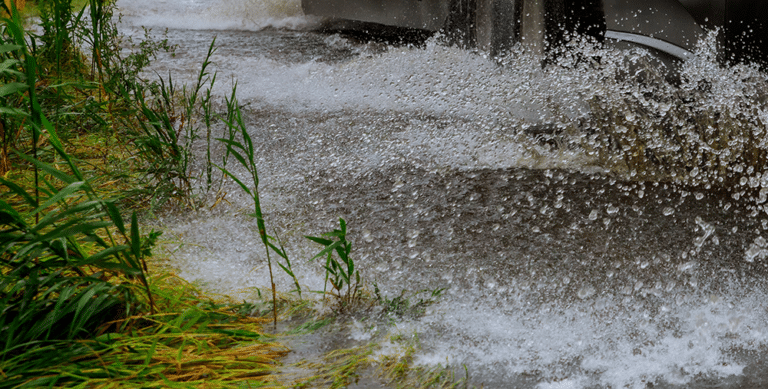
[412,283,768,388]
[116,0,320,31]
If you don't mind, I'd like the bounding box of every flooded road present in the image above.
[116,0,768,387]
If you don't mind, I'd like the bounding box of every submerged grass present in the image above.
[286,331,470,389]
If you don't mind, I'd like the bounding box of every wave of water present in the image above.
[116,0,318,31]
[121,2,768,386]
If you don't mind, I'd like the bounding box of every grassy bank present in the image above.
[0,0,294,386]
[0,1,463,387]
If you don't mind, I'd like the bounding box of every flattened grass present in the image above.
[1,272,289,388]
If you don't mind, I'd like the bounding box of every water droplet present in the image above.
[678,261,695,272]
[588,209,599,221]
[694,217,716,248]
[745,236,768,262]
[665,281,676,292]
[363,230,374,243]
[577,284,596,299]
[606,205,619,215]
[662,207,675,216]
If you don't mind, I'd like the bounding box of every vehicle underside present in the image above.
[302,0,767,67]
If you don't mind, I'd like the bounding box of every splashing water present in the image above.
[117,0,315,31]
[121,0,768,387]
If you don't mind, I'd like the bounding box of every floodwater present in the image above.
[116,0,768,387]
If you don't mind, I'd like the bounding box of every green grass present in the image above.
[0,0,469,387]
[0,272,288,388]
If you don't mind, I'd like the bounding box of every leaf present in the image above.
[0,43,22,54]
[307,239,341,262]
[16,152,77,184]
[130,212,141,260]
[29,181,87,216]
[305,236,333,246]
[0,177,37,207]
[94,332,125,343]
[104,202,126,236]
[214,164,252,196]
[0,81,27,97]
[0,106,28,116]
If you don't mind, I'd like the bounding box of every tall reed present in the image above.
[216,86,302,327]
[307,218,362,311]
[0,3,288,386]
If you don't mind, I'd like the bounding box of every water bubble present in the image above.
[662,207,675,216]
[606,205,619,215]
[588,209,599,221]
[363,230,374,242]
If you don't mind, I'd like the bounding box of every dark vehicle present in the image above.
[302,0,767,66]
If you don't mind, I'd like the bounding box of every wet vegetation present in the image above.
[0,1,453,387]
[0,0,296,386]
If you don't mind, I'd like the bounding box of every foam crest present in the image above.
[412,285,768,388]
[117,0,319,31]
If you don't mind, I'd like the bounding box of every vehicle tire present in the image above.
[443,0,475,48]
[475,0,516,56]
[444,0,517,56]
